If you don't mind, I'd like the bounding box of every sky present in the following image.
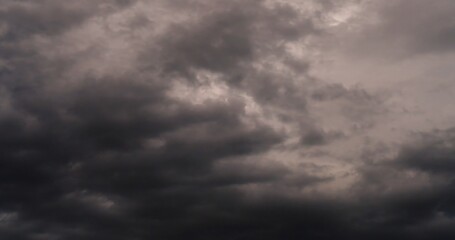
[1,0,455,239]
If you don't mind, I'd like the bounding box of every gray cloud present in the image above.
[343,0,455,58]
[1,0,455,239]
[398,128,455,174]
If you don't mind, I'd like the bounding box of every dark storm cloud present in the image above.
[0,0,138,92]
[161,9,254,74]
[348,127,455,239]
[0,1,293,238]
[0,77,284,239]
[397,128,455,174]
[159,0,315,73]
[1,0,455,240]
[151,0,317,110]
[0,1,88,40]
[0,0,138,44]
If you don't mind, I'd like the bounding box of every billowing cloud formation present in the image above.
[1,0,455,239]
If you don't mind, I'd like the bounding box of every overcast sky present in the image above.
[1,0,455,239]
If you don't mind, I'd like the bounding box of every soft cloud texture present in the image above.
[1,0,455,239]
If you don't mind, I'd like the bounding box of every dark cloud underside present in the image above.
[1,0,455,239]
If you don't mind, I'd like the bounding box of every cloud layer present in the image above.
[1,0,455,239]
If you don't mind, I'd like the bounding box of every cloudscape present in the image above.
[1,0,455,239]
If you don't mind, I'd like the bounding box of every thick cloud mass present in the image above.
[1,0,455,239]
